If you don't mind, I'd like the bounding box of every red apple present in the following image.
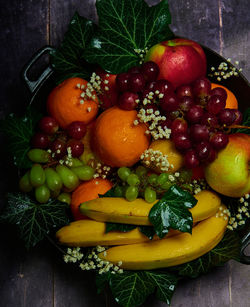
[205,133,250,197]
[95,68,119,109]
[144,38,207,89]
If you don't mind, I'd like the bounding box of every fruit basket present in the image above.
[1,0,250,306]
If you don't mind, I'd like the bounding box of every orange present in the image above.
[47,77,99,128]
[71,179,113,220]
[211,83,238,109]
[91,106,151,167]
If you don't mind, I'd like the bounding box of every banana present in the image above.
[98,205,228,270]
[79,190,221,225]
[56,219,179,247]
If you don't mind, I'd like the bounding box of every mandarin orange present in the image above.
[91,107,150,167]
[211,83,238,109]
[47,77,99,128]
[71,178,112,220]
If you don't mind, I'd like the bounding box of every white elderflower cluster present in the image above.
[93,162,111,179]
[76,80,97,104]
[190,179,208,195]
[140,148,171,172]
[227,194,249,230]
[208,59,242,81]
[134,47,149,64]
[63,246,123,275]
[136,108,171,140]
[215,206,230,221]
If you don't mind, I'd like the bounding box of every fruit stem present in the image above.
[229,124,250,129]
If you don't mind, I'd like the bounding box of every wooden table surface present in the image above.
[0,1,249,306]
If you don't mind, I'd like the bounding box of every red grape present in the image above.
[116,72,130,92]
[171,118,188,135]
[141,61,159,82]
[128,73,145,93]
[39,116,59,135]
[186,105,204,124]
[176,85,193,98]
[207,148,217,163]
[190,124,209,142]
[67,121,87,140]
[50,138,67,158]
[232,109,243,125]
[179,96,194,112]
[31,133,50,149]
[67,139,84,158]
[145,103,158,113]
[210,87,227,101]
[145,81,156,91]
[154,79,174,95]
[173,133,192,151]
[118,92,138,110]
[201,112,218,128]
[192,77,211,98]
[185,150,200,168]
[207,95,226,115]
[218,108,236,126]
[159,118,172,130]
[210,132,229,150]
[195,141,211,160]
[160,93,180,113]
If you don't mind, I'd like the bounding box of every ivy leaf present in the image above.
[146,271,178,305]
[99,186,117,198]
[109,271,155,307]
[138,225,155,240]
[106,223,137,233]
[0,108,42,169]
[173,230,241,278]
[0,193,70,249]
[232,107,250,135]
[149,185,197,238]
[51,12,97,81]
[84,0,174,73]
[95,272,111,294]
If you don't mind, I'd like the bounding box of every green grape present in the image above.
[45,167,63,192]
[56,165,79,190]
[114,185,123,197]
[68,158,83,167]
[135,165,147,177]
[144,187,157,203]
[157,173,169,185]
[161,181,172,190]
[51,189,61,198]
[127,174,140,186]
[179,168,192,183]
[148,174,158,186]
[35,185,50,203]
[71,165,95,181]
[117,167,131,181]
[19,171,33,192]
[30,164,46,187]
[125,186,138,202]
[28,149,50,163]
[57,192,71,205]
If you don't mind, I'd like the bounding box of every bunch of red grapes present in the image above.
[114,61,243,168]
[32,117,87,159]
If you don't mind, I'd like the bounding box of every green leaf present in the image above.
[0,193,70,249]
[149,185,197,238]
[95,272,111,294]
[139,225,155,240]
[0,108,42,169]
[232,107,250,135]
[146,271,178,305]
[173,230,241,278]
[106,223,137,233]
[109,271,155,307]
[99,186,117,198]
[84,0,174,73]
[51,12,97,81]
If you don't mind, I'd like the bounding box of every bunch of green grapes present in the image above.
[114,165,194,203]
[19,149,95,204]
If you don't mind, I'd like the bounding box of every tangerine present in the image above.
[91,107,150,167]
[71,178,112,220]
[47,77,99,128]
[211,83,238,109]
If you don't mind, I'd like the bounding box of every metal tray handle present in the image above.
[22,46,55,94]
